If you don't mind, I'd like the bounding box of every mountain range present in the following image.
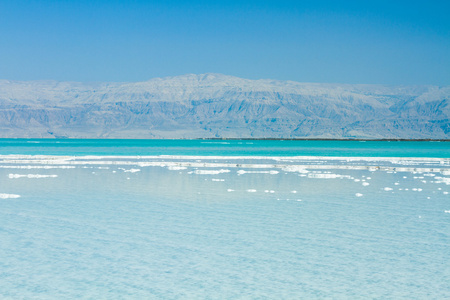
[0,73,448,139]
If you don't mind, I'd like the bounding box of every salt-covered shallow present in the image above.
[0,148,450,298]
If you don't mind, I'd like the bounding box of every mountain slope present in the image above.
[0,74,448,139]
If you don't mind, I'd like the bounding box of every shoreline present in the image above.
[0,138,449,142]
[199,138,450,142]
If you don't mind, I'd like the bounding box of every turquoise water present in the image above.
[0,139,449,157]
[0,141,449,298]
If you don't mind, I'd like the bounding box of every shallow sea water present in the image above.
[0,140,449,299]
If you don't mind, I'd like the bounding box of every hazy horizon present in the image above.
[1,72,449,87]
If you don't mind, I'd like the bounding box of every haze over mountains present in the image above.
[0,74,448,139]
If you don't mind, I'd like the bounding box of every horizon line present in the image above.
[0,73,447,87]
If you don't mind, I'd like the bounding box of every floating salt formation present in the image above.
[8,174,58,179]
[194,169,230,175]
[237,170,279,175]
[0,193,20,199]
[123,168,141,173]
[167,166,187,170]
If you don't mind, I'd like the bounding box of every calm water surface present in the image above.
[0,139,449,157]
[0,140,449,299]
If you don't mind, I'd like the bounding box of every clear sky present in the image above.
[0,0,449,85]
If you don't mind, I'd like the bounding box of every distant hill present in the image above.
[0,73,448,139]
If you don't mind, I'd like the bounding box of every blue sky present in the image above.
[0,0,449,85]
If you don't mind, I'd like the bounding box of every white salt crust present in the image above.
[0,193,20,199]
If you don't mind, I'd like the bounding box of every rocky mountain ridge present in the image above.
[0,73,448,139]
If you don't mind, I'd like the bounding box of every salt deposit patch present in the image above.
[0,193,20,199]
[200,141,230,144]
[237,170,279,175]
[282,166,309,173]
[167,166,187,170]
[194,169,230,175]
[8,174,58,179]
[0,165,75,169]
[308,173,351,179]
[434,177,450,185]
[119,168,141,173]
[264,190,275,193]
[277,198,302,202]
